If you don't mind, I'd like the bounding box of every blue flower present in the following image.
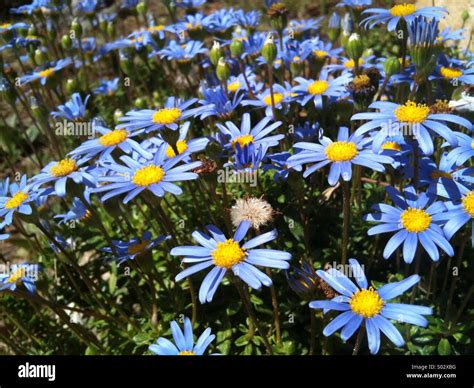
[310,259,432,354]
[351,101,472,155]
[32,157,96,198]
[441,191,474,239]
[337,0,372,9]
[234,10,261,29]
[263,152,302,181]
[0,263,40,294]
[102,232,170,264]
[361,4,447,32]
[77,0,98,14]
[93,144,201,203]
[365,186,454,263]
[52,93,90,121]
[94,78,120,95]
[217,113,283,151]
[230,143,269,172]
[0,22,30,33]
[117,97,197,133]
[12,0,53,15]
[172,221,291,303]
[54,197,90,225]
[287,127,393,185]
[69,125,152,160]
[191,85,243,119]
[446,132,474,166]
[158,40,207,62]
[149,316,216,356]
[20,58,72,86]
[174,0,206,9]
[0,175,37,226]
[242,82,294,117]
[292,70,352,108]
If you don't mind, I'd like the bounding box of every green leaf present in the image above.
[437,339,452,355]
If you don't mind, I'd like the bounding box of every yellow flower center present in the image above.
[179,351,196,355]
[212,239,246,268]
[350,287,384,318]
[401,208,432,233]
[81,209,92,222]
[430,170,452,180]
[352,74,371,89]
[292,55,301,62]
[390,3,417,17]
[148,25,165,32]
[227,80,241,93]
[263,92,284,105]
[307,80,329,95]
[5,192,29,210]
[394,101,430,124]
[98,129,128,147]
[127,240,150,255]
[325,141,358,162]
[38,67,55,78]
[0,23,12,29]
[165,140,188,158]
[232,134,254,149]
[440,67,463,80]
[381,141,401,151]
[313,50,328,59]
[51,159,78,177]
[344,58,364,69]
[132,165,165,187]
[7,268,26,284]
[152,108,182,125]
[462,191,474,217]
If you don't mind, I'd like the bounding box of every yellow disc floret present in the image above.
[38,68,55,78]
[232,134,254,149]
[127,240,150,255]
[179,351,196,355]
[211,239,246,268]
[350,287,384,318]
[325,141,358,162]
[7,267,26,284]
[132,165,165,187]
[344,58,364,69]
[307,80,329,95]
[51,159,78,177]
[440,67,463,80]
[313,50,329,59]
[99,129,128,147]
[401,208,432,233]
[394,101,430,124]
[227,80,241,93]
[462,191,474,217]
[5,192,29,209]
[382,141,401,151]
[165,140,188,158]
[152,108,182,125]
[389,3,416,17]
[263,92,284,106]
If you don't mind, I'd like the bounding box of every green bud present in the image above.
[0,78,16,105]
[261,34,277,64]
[136,2,147,15]
[135,97,147,109]
[99,18,107,32]
[120,55,134,75]
[345,33,363,62]
[230,39,244,57]
[65,78,78,94]
[107,21,116,39]
[61,34,73,50]
[113,109,124,124]
[290,60,303,76]
[34,49,47,66]
[216,58,230,82]
[71,18,82,39]
[209,41,223,66]
[461,10,469,22]
[383,57,401,77]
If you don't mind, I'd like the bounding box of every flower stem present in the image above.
[342,179,351,265]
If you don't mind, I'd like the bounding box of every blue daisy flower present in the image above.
[301,38,343,62]
[242,82,295,117]
[157,40,207,62]
[446,132,474,166]
[361,4,447,32]
[149,316,216,356]
[172,220,291,303]
[31,157,96,198]
[234,9,261,29]
[292,70,352,108]
[287,126,393,186]
[310,259,432,354]
[94,78,120,96]
[337,0,372,9]
[365,186,454,263]
[174,0,206,10]
[93,143,201,203]
[0,263,40,294]
[52,93,90,121]
[351,101,472,155]
[263,152,302,181]
[216,113,283,151]
[54,197,90,225]
[117,97,197,133]
[0,175,38,226]
[191,85,243,119]
[441,191,474,239]
[20,58,72,86]
[102,232,170,264]
[229,143,269,172]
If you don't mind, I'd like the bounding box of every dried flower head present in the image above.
[230,196,274,230]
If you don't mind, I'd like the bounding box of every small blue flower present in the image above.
[446,132,474,167]
[172,221,291,303]
[191,85,243,119]
[174,0,206,10]
[242,82,294,117]
[157,40,207,62]
[0,175,37,226]
[54,197,89,225]
[149,316,216,356]
[94,78,120,96]
[287,126,393,185]
[365,186,454,263]
[440,191,474,240]
[310,259,432,354]
[0,263,40,294]
[20,58,72,86]
[52,93,90,121]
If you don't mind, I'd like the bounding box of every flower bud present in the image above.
[107,21,116,38]
[0,78,16,105]
[461,10,469,22]
[71,18,82,39]
[136,1,147,15]
[268,2,288,32]
[61,34,73,50]
[135,97,147,109]
[216,58,230,82]
[34,49,47,66]
[261,34,277,64]
[383,56,400,77]
[209,41,223,66]
[345,33,363,62]
[230,39,244,58]
[113,109,124,124]
[328,13,341,42]
[65,78,78,94]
